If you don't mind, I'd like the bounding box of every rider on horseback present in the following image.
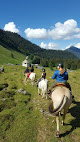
[49,63,71,94]
[37,69,46,87]
[24,67,29,76]
[30,65,34,72]
[28,65,34,78]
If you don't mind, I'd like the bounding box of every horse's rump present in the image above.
[50,87,72,113]
[38,79,49,90]
[38,78,49,99]
[29,72,36,80]
[49,86,72,136]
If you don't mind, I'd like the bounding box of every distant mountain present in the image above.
[66,46,80,59]
[0,29,78,60]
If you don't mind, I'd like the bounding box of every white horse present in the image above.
[29,72,36,86]
[49,85,72,137]
[24,72,36,86]
[38,78,49,99]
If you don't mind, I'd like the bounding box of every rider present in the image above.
[37,69,46,86]
[24,67,30,80]
[49,63,71,92]
[41,69,46,79]
[30,65,34,72]
[28,65,34,78]
[24,67,29,75]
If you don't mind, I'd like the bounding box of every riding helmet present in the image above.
[43,69,45,72]
[57,63,63,68]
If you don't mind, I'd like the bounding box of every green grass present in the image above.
[0,45,25,65]
[0,65,80,142]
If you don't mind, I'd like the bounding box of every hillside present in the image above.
[0,45,25,65]
[0,65,80,142]
[0,29,78,61]
[66,46,80,59]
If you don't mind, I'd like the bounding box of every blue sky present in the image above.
[0,0,80,50]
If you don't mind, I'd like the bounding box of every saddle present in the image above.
[48,83,66,97]
[55,83,66,87]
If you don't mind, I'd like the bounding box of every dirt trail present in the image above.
[32,92,57,142]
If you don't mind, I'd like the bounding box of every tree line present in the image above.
[31,56,80,70]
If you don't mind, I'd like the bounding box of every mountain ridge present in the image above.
[0,29,78,60]
[65,46,80,59]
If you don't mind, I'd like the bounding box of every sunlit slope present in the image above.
[0,45,25,65]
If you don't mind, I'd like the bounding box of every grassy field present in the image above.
[0,65,80,142]
[0,45,25,65]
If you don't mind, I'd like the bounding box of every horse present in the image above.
[0,66,4,73]
[49,84,72,137]
[29,72,36,86]
[38,78,49,99]
[24,72,36,86]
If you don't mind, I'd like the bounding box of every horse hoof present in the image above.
[55,131,59,137]
[61,122,64,126]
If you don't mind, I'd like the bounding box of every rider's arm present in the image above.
[52,71,57,79]
[64,71,68,80]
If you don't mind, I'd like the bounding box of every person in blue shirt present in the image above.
[50,63,71,91]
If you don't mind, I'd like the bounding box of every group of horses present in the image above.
[24,71,72,137]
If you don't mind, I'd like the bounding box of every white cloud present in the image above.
[75,43,80,49]
[24,19,80,40]
[4,22,19,33]
[74,33,80,39]
[40,42,47,49]
[65,43,80,49]
[49,19,80,40]
[24,28,48,40]
[40,42,58,49]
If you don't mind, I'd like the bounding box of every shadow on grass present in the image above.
[59,100,80,138]
[0,83,8,91]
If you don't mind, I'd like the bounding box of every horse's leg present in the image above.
[61,108,68,125]
[46,88,48,99]
[32,80,34,87]
[24,73,28,83]
[56,114,59,137]
[32,81,34,86]
[24,77,27,84]
[41,90,43,96]
[42,91,45,98]
[31,80,33,86]
[46,93,48,99]
[38,88,40,95]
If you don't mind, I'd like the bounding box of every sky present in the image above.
[0,0,80,50]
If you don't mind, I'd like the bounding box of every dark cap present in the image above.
[43,69,45,72]
[57,63,63,68]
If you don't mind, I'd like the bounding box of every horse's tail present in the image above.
[49,95,67,115]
